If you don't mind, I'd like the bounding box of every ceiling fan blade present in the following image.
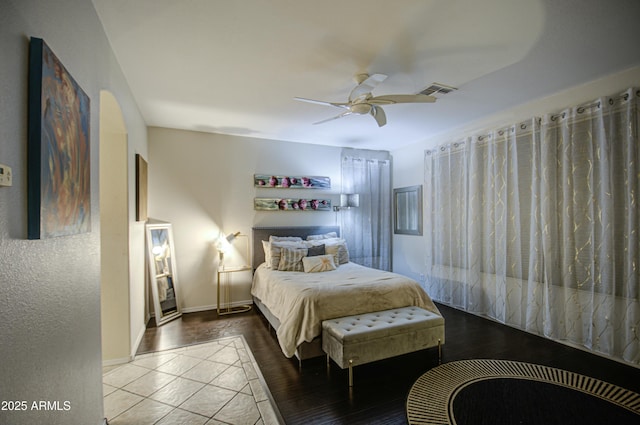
[349,73,388,102]
[294,97,350,109]
[368,94,437,105]
[313,111,352,125]
[370,105,387,127]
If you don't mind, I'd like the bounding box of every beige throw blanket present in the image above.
[252,262,441,357]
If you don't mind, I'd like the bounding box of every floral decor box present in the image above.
[254,198,331,211]
[254,174,330,189]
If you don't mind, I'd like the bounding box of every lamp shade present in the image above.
[216,231,240,254]
[340,193,359,208]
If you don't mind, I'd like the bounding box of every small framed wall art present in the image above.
[27,37,91,239]
[255,198,332,211]
[136,154,148,222]
[394,185,423,235]
[254,174,330,189]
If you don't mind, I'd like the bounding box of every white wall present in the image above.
[99,91,148,365]
[0,1,147,424]
[148,128,342,311]
[391,65,640,282]
[100,92,130,363]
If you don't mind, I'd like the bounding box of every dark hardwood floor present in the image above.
[137,304,640,424]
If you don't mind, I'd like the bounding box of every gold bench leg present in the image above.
[348,359,353,387]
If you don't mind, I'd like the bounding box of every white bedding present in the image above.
[251,262,441,357]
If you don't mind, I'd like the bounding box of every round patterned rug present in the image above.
[406,359,640,425]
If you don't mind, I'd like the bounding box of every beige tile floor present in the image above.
[103,336,283,425]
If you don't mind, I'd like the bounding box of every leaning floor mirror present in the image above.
[146,221,182,326]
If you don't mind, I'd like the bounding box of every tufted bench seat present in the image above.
[322,306,445,387]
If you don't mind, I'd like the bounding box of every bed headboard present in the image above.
[252,226,341,270]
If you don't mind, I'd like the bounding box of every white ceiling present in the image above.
[92,0,640,151]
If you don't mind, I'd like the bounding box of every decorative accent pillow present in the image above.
[302,254,337,273]
[323,238,349,264]
[269,241,305,269]
[307,244,325,257]
[306,232,338,240]
[278,247,307,272]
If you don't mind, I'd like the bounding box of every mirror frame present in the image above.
[145,221,182,326]
[393,185,423,236]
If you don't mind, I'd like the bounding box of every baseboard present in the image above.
[180,304,215,314]
[181,299,253,314]
[131,322,147,359]
[102,355,133,367]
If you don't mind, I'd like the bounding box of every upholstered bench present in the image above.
[322,306,445,387]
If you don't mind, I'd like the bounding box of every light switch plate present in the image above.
[0,164,12,187]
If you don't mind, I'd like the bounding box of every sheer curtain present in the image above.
[341,148,392,270]
[424,88,639,366]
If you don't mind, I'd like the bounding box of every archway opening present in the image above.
[99,90,130,363]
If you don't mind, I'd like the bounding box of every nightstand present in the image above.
[217,265,252,315]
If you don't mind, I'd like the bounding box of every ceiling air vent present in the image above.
[419,83,457,97]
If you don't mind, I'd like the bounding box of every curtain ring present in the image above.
[520,123,527,130]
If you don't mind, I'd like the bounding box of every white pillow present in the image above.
[324,244,341,267]
[306,232,338,240]
[302,254,337,273]
[262,240,271,267]
[269,236,303,242]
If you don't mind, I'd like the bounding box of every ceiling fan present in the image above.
[294,73,438,127]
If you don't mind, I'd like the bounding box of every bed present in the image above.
[251,226,441,361]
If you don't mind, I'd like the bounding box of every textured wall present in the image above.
[0,1,147,424]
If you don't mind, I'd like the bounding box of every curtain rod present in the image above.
[426,88,638,158]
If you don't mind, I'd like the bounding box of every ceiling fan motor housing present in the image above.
[350,103,372,115]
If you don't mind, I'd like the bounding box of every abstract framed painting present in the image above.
[136,154,148,222]
[27,37,91,239]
